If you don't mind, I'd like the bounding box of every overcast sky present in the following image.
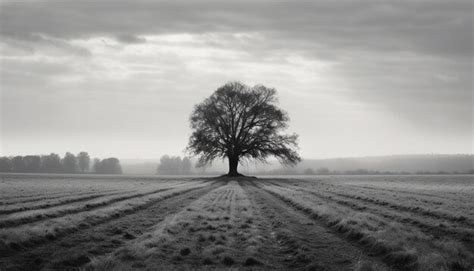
[0,0,472,159]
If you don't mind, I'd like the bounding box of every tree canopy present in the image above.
[156,155,192,175]
[93,158,122,174]
[78,152,90,173]
[187,81,300,176]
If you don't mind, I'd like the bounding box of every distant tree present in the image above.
[0,157,12,172]
[171,156,182,173]
[182,157,192,175]
[345,169,369,175]
[187,82,300,176]
[62,152,78,173]
[77,152,90,173]
[93,158,122,174]
[316,167,330,175]
[12,156,26,172]
[92,158,101,173]
[156,155,193,175]
[40,153,62,173]
[157,155,181,175]
[23,155,41,172]
[303,168,315,175]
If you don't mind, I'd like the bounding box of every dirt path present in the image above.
[241,180,386,270]
[0,182,221,270]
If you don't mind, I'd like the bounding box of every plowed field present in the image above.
[1,174,472,270]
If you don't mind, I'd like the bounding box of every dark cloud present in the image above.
[0,0,471,57]
[115,34,147,44]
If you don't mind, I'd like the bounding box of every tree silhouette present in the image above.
[12,156,26,172]
[92,158,101,173]
[0,153,123,174]
[93,158,122,174]
[156,155,193,175]
[77,152,90,173]
[187,82,300,176]
[62,152,77,173]
[24,155,41,172]
[181,157,192,175]
[0,157,12,172]
[40,153,62,173]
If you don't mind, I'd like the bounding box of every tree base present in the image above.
[220,173,244,177]
[218,173,258,179]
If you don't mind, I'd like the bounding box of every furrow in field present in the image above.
[270,179,472,212]
[307,189,474,249]
[327,183,474,217]
[0,188,175,228]
[0,182,220,270]
[87,180,273,269]
[266,179,473,228]
[0,191,128,215]
[0,190,82,201]
[355,185,471,204]
[0,189,121,206]
[327,190,474,226]
[258,181,474,271]
[269,181,474,242]
[240,180,387,270]
[0,182,211,254]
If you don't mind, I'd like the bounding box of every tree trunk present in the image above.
[227,156,240,176]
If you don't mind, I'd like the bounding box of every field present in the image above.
[0,174,472,270]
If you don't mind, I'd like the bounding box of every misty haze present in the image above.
[0,0,473,270]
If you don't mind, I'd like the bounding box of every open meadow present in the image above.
[0,174,472,270]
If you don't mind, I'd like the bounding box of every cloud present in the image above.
[1,0,471,56]
[115,34,147,44]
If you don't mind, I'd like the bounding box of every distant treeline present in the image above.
[0,152,122,174]
[156,155,192,175]
[139,154,474,176]
[294,155,473,174]
[259,167,474,175]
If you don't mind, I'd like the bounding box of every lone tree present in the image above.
[187,82,301,177]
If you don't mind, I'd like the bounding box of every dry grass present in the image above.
[260,176,474,270]
[1,175,472,270]
[88,181,258,269]
[0,179,207,252]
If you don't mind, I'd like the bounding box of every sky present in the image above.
[0,0,472,160]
